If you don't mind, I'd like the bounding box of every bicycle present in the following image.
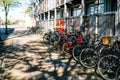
[72,33,91,61]
[62,32,77,55]
[43,30,52,43]
[97,36,120,80]
[77,34,102,68]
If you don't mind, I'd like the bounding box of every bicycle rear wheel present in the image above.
[79,48,98,68]
[97,54,118,80]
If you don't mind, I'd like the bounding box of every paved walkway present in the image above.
[0,32,101,80]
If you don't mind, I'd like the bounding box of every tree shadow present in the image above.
[0,36,102,80]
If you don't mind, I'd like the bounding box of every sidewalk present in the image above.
[0,30,42,46]
[0,32,101,80]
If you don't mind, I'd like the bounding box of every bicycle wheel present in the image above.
[62,42,72,55]
[0,57,3,69]
[116,66,120,80]
[43,34,49,42]
[97,54,118,80]
[72,45,86,61]
[79,48,98,68]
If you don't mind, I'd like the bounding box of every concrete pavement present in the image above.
[0,32,102,80]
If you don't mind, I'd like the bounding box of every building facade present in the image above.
[33,0,120,36]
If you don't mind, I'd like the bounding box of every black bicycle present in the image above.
[78,34,102,68]
[97,36,120,80]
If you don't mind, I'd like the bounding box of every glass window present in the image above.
[50,12,54,19]
[99,4,104,13]
[73,10,76,16]
[73,8,81,17]
[95,5,98,13]
[87,0,104,14]
[99,0,104,3]
[90,6,95,14]
[77,9,81,16]
[41,14,44,20]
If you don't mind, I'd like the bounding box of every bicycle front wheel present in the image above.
[79,48,98,68]
[97,54,118,80]
[116,66,120,80]
[72,45,86,61]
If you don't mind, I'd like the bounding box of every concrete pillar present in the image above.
[64,0,66,3]
[44,13,46,31]
[54,8,57,30]
[116,0,120,36]
[81,0,85,25]
[64,3,67,30]
[95,0,99,35]
[48,11,50,30]
[81,0,85,16]
[96,15,99,35]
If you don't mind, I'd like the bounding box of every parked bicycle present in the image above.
[43,30,53,43]
[97,36,120,80]
[72,32,90,61]
[78,33,103,68]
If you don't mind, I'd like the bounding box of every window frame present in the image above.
[87,0,105,15]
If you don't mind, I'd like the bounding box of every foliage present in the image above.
[6,19,10,24]
[25,7,32,13]
[0,0,21,34]
[0,17,3,23]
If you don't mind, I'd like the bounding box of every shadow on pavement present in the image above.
[0,38,101,80]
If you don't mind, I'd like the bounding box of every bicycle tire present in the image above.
[79,48,98,68]
[43,34,49,42]
[97,54,118,80]
[62,42,71,55]
[72,45,86,61]
[116,66,120,80]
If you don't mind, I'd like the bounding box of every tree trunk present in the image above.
[5,12,8,34]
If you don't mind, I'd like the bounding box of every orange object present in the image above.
[102,36,111,45]
[56,19,65,34]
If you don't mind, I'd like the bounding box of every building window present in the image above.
[87,0,105,14]
[72,8,82,17]
[111,0,117,11]
[61,10,64,18]
[41,14,44,20]
[50,12,54,19]
[45,13,48,20]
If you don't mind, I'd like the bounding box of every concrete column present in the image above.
[59,0,61,5]
[96,15,99,35]
[64,0,66,3]
[64,0,67,31]
[48,11,50,30]
[44,13,47,31]
[81,0,85,16]
[95,0,99,35]
[64,4,67,16]
[81,0,85,25]
[54,8,57,30]
[116,0,120,36]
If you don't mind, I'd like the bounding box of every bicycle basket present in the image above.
[101,36,111,45]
